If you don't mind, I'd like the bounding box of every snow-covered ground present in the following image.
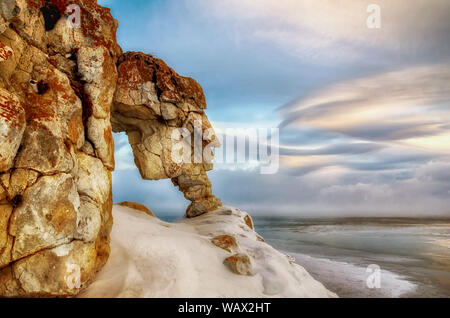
[79,205,336,298]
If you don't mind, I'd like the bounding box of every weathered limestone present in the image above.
[0,0,119,297]
[0,88,26,172]
[4,240,98,297]
[10,173,79,261]
[77,46,117,169]
[0,0,222,297]
[111,52,222,218]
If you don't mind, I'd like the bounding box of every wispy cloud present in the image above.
[208,160,450,216]
[104,0,450,216]
[277,62,450,176]
[196,0,450,64]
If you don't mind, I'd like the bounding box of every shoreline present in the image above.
[287,252,417,298]
[254,216,450,298]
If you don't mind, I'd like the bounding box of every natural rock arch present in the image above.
[111,52,221,219]
[0,0,220,297]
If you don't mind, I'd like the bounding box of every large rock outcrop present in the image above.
[0,0,120,297]
[111,52,221,218]
[0,0,221,297]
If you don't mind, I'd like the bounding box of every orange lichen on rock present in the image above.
[0,0,227,297]
[77,0,122,58]
[27,0,121,57]
[211,235,239,253]
[112,52,221,218]
[0,43,13,62]
[0,94,24,126]
[223,253,253,276]
[0,0,116,297]
[23,92,55,123]
[117,52,206,109]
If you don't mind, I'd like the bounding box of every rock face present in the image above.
[0,0,221,297]
[0,0,120,297]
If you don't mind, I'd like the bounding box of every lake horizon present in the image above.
[253,215,450,298]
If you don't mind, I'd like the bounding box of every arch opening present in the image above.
[112,132,186,221]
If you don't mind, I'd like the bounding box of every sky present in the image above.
[100,0,450,217]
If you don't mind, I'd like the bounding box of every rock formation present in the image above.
[0,0,221,297]
[111,52,221,218]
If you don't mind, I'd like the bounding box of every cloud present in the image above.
[207,162,450,217]
[279,142,383,156]
[334,122,448,141]
[274,62,450,180]
[104,0,450,217]
[280,63,450,138]
[279,143,439,174]
[279,127,343,146]
[195,0,450,64]
[265,60,450,215]
[278,63,450,173]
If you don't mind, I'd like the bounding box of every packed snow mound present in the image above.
[79,205,337,298]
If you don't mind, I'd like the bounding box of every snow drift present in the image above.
[79,205,337,298]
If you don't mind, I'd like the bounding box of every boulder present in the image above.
[211,235,239,253]
[223,253,253,276]
[118,201,155,217]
